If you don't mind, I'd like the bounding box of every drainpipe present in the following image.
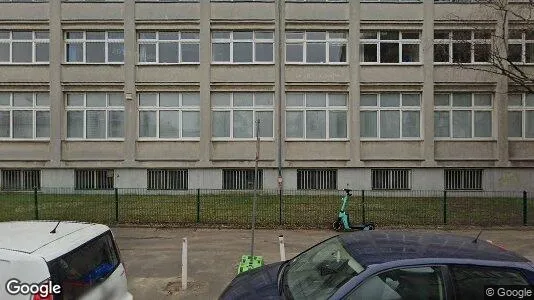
[277,0,284,183]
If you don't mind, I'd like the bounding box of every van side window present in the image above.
[47,231,120,300]
[450,265,529,300]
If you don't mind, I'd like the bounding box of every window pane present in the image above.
[474,94,492,106]
[434,44,449,62]
[526,43,534,63]
[474,43,490,62]
[139,44,156,62]
[402,44,419,62]
[108,93,123,107]
[108,111,124,138]
[234,31,253,40]
[509,30,523,40]
[35,43,49,62]
[257,111,273,138]
[182,93,200,106]
[86,110,106,139]
[182,111,200,138]
[36,111,50,138]
[0,43,9,62]
[508,94,523,107]
[526,94,534,107]
[306,42,326,63]
[329,94,347,107]
[182,43,200,63]
[435,94,450,106]
[360,111,377,138]
[508,111,522,138]
[307,32,326,40]
[380,111,400,138]
[212,111,230,137]
[453,93,471,107]
[139,93,157,106]
[0,111,10,137]
[212,93,231,107]
[67,43,83,62]
[12,42,32,62]
[380,31,399,40]
[159,93,179,107]
[159,111,179,138]
[212,43,230,62]
[380,93,400,107]
[286,93,304,106]
[36,93,49,106]
[108,31,124,39]
[86,32,105,40]
[212,31,230,39]
[306,110,326,138]
[255,43,273,62]
[526,111,534,138]
[453,42,471,63]
[380,43,399,63]
[286,111,303,138]
[255,93,273,106]
[234,93,253,107]
[361,94,377,106]
[361,44,377,62]
[67,93,84,107]
[108,43,124,62]
[434,111,450,137]
[159,42,179,63]
[86,93,106,107]
[86,42,105,63]
[329,43,346,62]
[159,32,179,40]
[329,111,347,138]
[0,93,9,106]
[255,31,273,39]
[286,43,303,62]
[13,93,33,107]
[233,110,253,138]
[402,94,420,106]
[453,110,472,138]
[306,93,326,107]
[453,31,471,40]
[139,111,157,137]
[508,44,522,62]
[13,111,32,138]
[67,111,84,138]
[402,111,420,138]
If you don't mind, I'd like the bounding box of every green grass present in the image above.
[0,191,529,228]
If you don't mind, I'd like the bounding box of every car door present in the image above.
[448,265,531,300]
[343,266,448,300]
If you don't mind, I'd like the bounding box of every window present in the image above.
[65,31,124,63]
[508,30,534,64]
[138,31,199,64]
[434,93,493,139]
[0,31,49,63]
[360,31,420,63]
[75,169,114,190]
[450,265,528,299]
[297,169,337,190]
[147,169,188,190]
[360,93,421,139]
[372,169,411,190]
[444,169,483,190]
[0,92,50,139]
[212,31,274,63]
[286,31,347,63]
[48,231,120,300]
[139,92,200,139]
[435,0,491,2]
[346,267,445,300]
[212,92,274,139]
[434,30,491,63]
[508,93,534,139]
[222,169,263,190]
[286,93,347,139]
[66,92,124,140]
[1,169,40,191]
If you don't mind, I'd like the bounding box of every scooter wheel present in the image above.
[367,224,375,230]
[332,220,341,231]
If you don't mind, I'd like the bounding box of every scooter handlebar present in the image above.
[343,188,352,196]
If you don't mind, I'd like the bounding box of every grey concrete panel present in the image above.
[0,142,49,161]
[211,65,276,83]
[136,65,201,83]
[211,2,275,20]
[0,66,49,83]
[115,168,147,189]
[211,141,276,161]
[41,169,74,188]
[509,141,534,160]
[435,141,497,161]
[337,168,370,190]
[136,141,200,161]
[0,3,49,20]
[434,3,498,21]
[61,65,125,83]
[188,168,221,189]
[484,168,534,192]
[135,2,200,20]
[360,3,423,21]
[434,66,499,83]
[285,65,349,83]
[61,141,124,161]
[285,141,349,161]
[360,141,424,161]
[412,168,443,190]
[360,66,423,83]
[61,3,124,21]
[285,2,349,21]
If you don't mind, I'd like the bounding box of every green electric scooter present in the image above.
[332,189,375,231]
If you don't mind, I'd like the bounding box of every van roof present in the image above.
[0,221,108,254]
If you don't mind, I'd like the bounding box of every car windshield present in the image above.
[284,236,364,300]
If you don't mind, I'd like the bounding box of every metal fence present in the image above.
[0,188,531,228]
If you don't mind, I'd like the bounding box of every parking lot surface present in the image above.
[112,227,534,300]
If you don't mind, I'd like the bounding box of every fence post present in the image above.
[33,187,39,220]
[443,190,447,225]
[114,188,119,223]
[279,189,283,226]
[196,189,200,223]
[523,191,528,226]
[361,190,366,224]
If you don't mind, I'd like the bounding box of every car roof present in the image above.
[0,221,107,254]
[340,230,529,267]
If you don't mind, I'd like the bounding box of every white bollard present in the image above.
[182,237,187,290]
[279,235,286,261]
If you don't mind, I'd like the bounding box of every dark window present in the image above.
[222,169,263,190]
[47,231,120,300]
[147,169,188,190]
[450,265,529,300]
[444,169,483,190]
[75,169,114,190]
[297,169,337,190]
[1,169,40,191]
[372,169,411,190]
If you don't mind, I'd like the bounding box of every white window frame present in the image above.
[360,93,422,141]
[434,30,492,64]
[360,30,421,65]
[285,31,348,64]
[0,92,50,141]
[508,93,534,140]
[138,92,201,140]
[508,30,534,65]
[0,31,49,64]
[137,31,200,65]
[64,31,124,64]
[211,92,275,141]
[65,92,125,141]
[434,92,494,140]
[211,31,274,64]
[285,92,349,141]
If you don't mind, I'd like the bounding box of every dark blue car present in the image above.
[220,231,534,300]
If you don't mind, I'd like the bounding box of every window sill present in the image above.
[137,138,200,141]
[360,63,422,66]
[211,138,275,141]
[0,139,50,142]
[434,138,496,141]
[0,63,49,65]
[433,62,492,66]
[285,62,349,66]
[64,139,125,142]
[508,138,534,141]
[62,62,124,65]
[211,62,275,66]
[285,138,349,142]
[137,62,200,66]
[360,138,423,141]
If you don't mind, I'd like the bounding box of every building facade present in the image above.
[0,0,533,191]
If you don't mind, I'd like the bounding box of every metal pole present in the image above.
[523,190,528,226]
[279,235,286,261]
[251,119,260,258]
[34,187,39,220]
[182,237,188,290]
[114,188,119,223]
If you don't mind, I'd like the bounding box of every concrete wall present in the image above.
[188,168,222,190]
[115,168,147,189]
[41,169,74,188]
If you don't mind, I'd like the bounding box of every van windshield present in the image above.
[47,231,120,300]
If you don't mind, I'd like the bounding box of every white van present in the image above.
[0,221,133,300]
